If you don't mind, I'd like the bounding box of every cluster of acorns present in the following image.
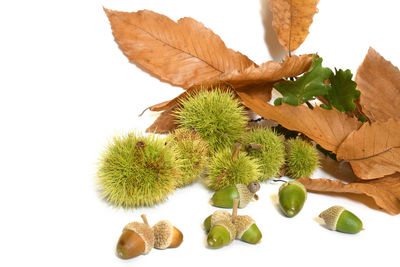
[204,199,262,248]
[210,180,363,235]
[98,89,362,260]
[116,214,183,259]
[278,181,363,234]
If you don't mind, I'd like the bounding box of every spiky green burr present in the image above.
[245,127,286,181]
[286,138,319,178]
[205,144,261,191]
[175,89,248,152]
[166,128,209,188]
[97,133,180,208]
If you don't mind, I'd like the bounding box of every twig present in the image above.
[232,143,242,161]
[138,107,149,117]
[141,214,150,226]
[232,198,239,222]
[248,142,263,151]
[216,169,227,184]
[305,101,314,110]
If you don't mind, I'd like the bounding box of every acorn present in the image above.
[233,215,262,244]
[209,181,260,208]
[278,180,307,217]
[319,206,363,234]
[205,210,236,248]
[203,210,231,232]
[231,198,262,244]
[116,215,154,259]
[152,220,183,249]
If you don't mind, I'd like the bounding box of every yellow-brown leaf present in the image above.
[147,54,313,112]
[356,47,400,122]
[269,0,320,52]
[346,149,400,180]
[297,175,400,215]
[145,106,178,134]
[221,54,313,90]
[104,9,255,89]
[336,119,400,179]
[148,79,229,112]
[236,89,362,152]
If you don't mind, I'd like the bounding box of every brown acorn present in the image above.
[152,220,183,249]
[116,214,154,259]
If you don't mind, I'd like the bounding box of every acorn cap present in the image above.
[210,210,231,226]
[319,205,345,230]
[124,222,154,254]
[233,215,255,239]
[152,220,183,249]
[210,210,236,242]
[236,184,254,208]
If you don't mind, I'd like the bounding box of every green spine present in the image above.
[245,127,286,181]
[97,133,179,208]
[175,89,248,152]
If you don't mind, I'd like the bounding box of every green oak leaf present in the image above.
[322,68,360,112]
[274,57,333,106]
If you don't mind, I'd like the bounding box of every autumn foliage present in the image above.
[104,3,400,214]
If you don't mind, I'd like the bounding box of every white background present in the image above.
[1,0,400,266]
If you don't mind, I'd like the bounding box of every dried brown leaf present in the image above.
[221,54,313,91]
[297,175,400,215]
[145,106,178,134]
[356,47,400,122]
[148,54,313,112]
[269,0,320,52]
[148,79,229,112]
[346,149,400,180]
[104,9,255,90]
[336,119,400,179]
[236,88,362,152]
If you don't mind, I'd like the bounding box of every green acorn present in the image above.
[205,143,261,191]
[286,138,319,179]
[231,198,262,244]
[209,181,260,208]
[97,133,180,208]
[203,215,212,233]
[166,128,209,188]
[245,127,286,181]
[205,210,236,248]
[203,210,232,233]
[278,180,307,217]
[175,89,248,152]
[233,215,262,244]
[319,206,363,234]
